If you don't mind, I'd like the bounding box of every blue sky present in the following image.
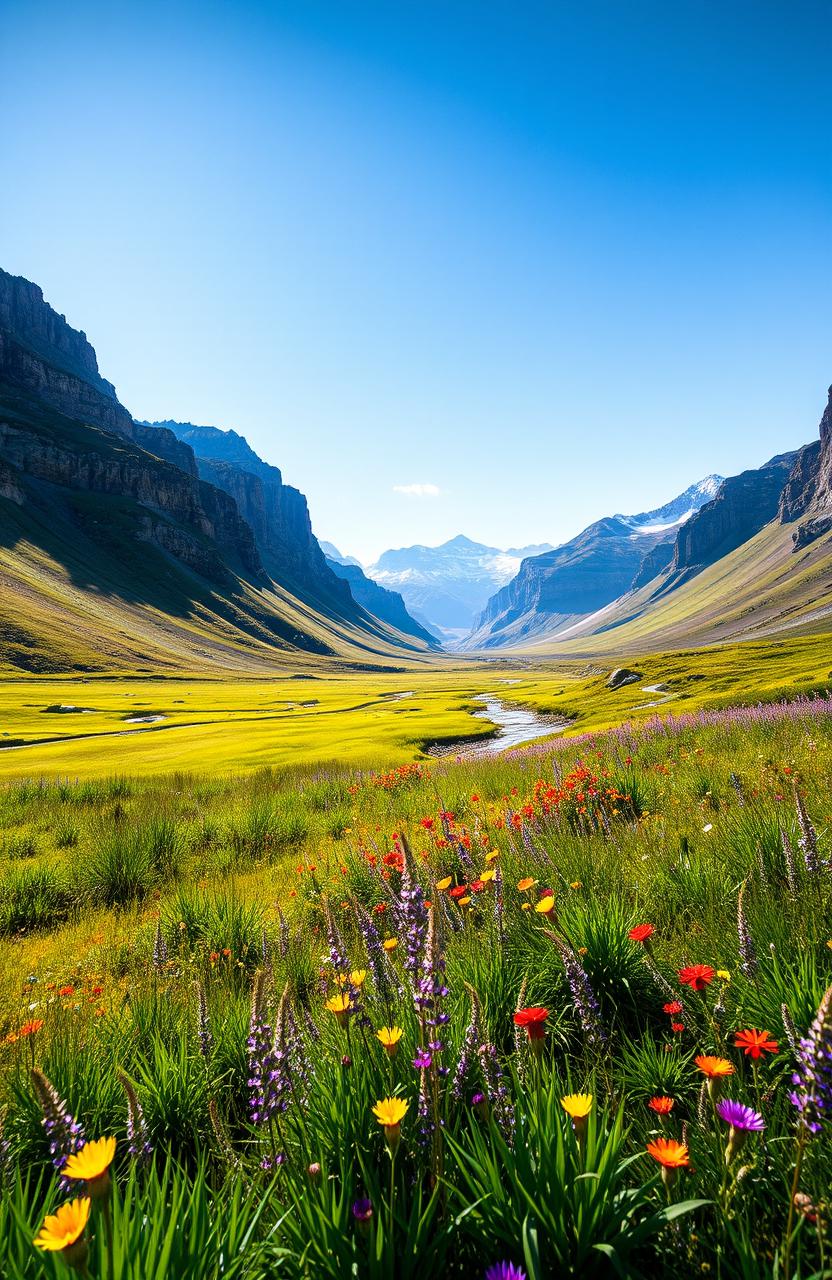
[2,1,831,563]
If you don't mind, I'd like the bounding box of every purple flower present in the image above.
[716,1099,765,1132]
[737,882,758,981]
[485,1263,527,1280]
[552,937,607,1050]
[452,990,482,1102]
[471,1091,485,1107]
[413,1050,432,1070]
[790,982,832,1134]
[352,1197,373,1222]
[31,1069,85,1175]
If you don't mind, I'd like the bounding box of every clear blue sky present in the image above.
[2,1,831,563]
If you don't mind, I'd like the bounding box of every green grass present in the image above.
[0,694,831,1277]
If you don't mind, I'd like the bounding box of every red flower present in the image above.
[513,1006,549,1041]
[373,902,387,914]
[628,924,655,944]
[648,1096,675,1114]
[734,1028,779,1059]
[420,818,434,830]
[59,985,75,997]
[671,1022,685,1033]
[448,885,469,900]
[663,1001,683,1015]
[678,964,715,991]
[469,879,486,893]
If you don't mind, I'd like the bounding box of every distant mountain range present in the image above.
[365,535,554,640]
[464,477,724,648]
[2,265,830,673]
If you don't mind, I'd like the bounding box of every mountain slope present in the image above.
[496,389,832,656]
[465,477,722,649]
[324,557,440,648]
[0,269,436,672]
[367,534,554,638]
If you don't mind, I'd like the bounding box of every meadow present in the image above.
[1,680,831,1278]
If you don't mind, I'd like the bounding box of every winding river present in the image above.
[429,694,570,758]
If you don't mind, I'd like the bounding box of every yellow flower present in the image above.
[382,938,398,951]
[376,1026,404,1056]
[517,877,536,892]
[534,895,555,916]
[63,1136,116,1192]
[372,1096,409,1153]
[458,896,471,906]
[560,1093,593,1119]
[521,902,531,912]
[325,993,351,1026]
[436,876,452,891]
[716,969,731,982]
[372,1096,409,1126]
[479,870,496,883]
[570,880,583,890]
[348,969,367,988]
[34,1197,90,1255]
[485,850,500,863]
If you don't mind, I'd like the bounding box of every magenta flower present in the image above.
[716,1099,765,1132]
[412,1050,433,1069]
[485,1264,527,1280]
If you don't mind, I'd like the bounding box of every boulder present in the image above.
[606,668,643,690]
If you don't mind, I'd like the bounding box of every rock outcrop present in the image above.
[667,453,797,579]
[779,387,832,548]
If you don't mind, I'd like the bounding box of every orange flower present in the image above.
[648,1096,675,1115]
[695,1054,734,1098]
[646,1137,689,1174]
[734,1028,779,1059]
[19,1019,44,1038]
[694,1055,734,1079]
[517,877,536,892]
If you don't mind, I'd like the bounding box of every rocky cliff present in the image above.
[0,268,265,582]
[325,558,439,646]
[153,420,358,611]
[778,386,832,548]
[666,453,797,580]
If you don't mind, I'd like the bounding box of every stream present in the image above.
[429,694,570,758]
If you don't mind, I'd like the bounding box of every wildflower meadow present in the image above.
[1,696,831,1277]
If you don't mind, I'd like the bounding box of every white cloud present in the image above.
[392,483,441,498]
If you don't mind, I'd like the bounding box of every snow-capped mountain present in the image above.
[463,476,725,650]
[366,534,554,639]
[617,476,724,532]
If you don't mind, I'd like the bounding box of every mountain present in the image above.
[323,558,440,648]
[479,389,832,656]
[367,534,554,639]
[319,540,361,567]
[0,269,436,672]
[465,478,722,649]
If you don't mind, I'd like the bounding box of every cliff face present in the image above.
[668,453,797,578]
[156,420,358,610]
[0,268,263,582]
[325,558,439,647]
[779,387,832,548]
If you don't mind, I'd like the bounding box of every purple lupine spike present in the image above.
[794,786,819,874]
[356,900,402,1001]
[790,983,832,1134]
[397,862,428,986]
[247,970,287,1126]
[324,907,349,974]
[737,881,758,981]
[551,937,607,1050]
[118,1071,153,1165]
[782,829,798,896]
[452,988,482,1102]
[416,1065,434,1149]
[477,1040,514,1139]
[415,909,450,1074]
[31,1069,85,1174]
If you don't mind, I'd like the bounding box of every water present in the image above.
[429,694,570,757]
